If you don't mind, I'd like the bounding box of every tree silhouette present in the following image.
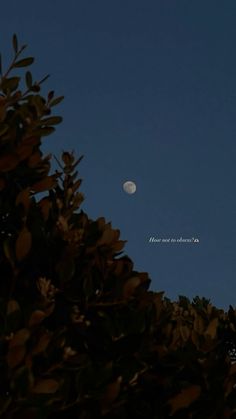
[1,35,236,419]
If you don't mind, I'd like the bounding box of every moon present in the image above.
[123,181,136,194]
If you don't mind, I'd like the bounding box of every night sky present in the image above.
[1,1,236,311]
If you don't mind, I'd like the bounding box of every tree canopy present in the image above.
[1,35,236,419]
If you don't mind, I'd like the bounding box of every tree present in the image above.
[1,35,236,419]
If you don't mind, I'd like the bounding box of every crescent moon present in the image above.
[123,181,136,194]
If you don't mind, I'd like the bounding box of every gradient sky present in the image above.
[1,1,235,311]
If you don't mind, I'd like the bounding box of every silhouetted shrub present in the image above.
[1,35,236,419]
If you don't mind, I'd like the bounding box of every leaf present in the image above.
[193,315,204,335]
[207,303,213,316]
[30,84,40,93]
[21,136,40,147]
[32,332,51,354]
[112,240,126,252]
[25,71,33,88]
[56,252,75,284]
[229,362,236,377]
[0,105,6,123]
[14,57,34,68]
[29,310,47,327]
[153,291,165,315]
[9,328,30,348]
[62,151,73,165]
[68,179,81,195]
[205,318,218,339]
[7,300,20,315]
[71,192,84,209]
[31,379,60,394]
[3,239,15,267]
[168,385,201,416]
[100,377,122,413]
[16,143,34,161]
[38,198,52,221]
[179,325,190,342]
[12,34,18,54]
[0,124,8,136]
[229,322,236,332]
[32,176,57,193]
[15,226,32,261]
[47,90,54,101]
[7,345,26,368]
[32,126,55,137]
[191,330,199,347]
[16,188,31,212]
[1,77,20,94]
[123,276,141,299]
[41,116,62,126]
[27,151,42,168]
[49,95,64,107]
[98,228,119,246]
[0,153,19,172]
[0,53,2,77]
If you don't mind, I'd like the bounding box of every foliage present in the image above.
[1,35,236,419]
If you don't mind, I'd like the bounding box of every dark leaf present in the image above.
[100,377,122,413]
[168,385,201,415]
[12,34,18,54]
[0,124,8,136]
[31,379,60,394]
[16,143,34,161]
[0,152,19,172]
[205,318,218,339]
[32,176,57,192]
[14,57,34,68]
[29,310,47,327]
[38,198,52,221]
[9,328,30,348]
[28,94,45,111]
[56,253,75,284]
[32,126,55,137]
[83,274,94,300]
[16,188,31,212]
[15,226,32,261]
[0,53,2,77]
[7,300,20,315]
[32,332,51,354]
[1,77,20,94]
[5,310,22,334]
[25,71,33,88]
[41,116,62,126]
[3,238,15,267]
[12,366,32,398]
[47,90,54,101]
[7,345,26,368]
[62,151,73,165]
[27,150,42,168]
[50,95,64,107]
[123,276,141,299]
[30,84,40,92]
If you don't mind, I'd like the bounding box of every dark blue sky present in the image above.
[1,1,236,311]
